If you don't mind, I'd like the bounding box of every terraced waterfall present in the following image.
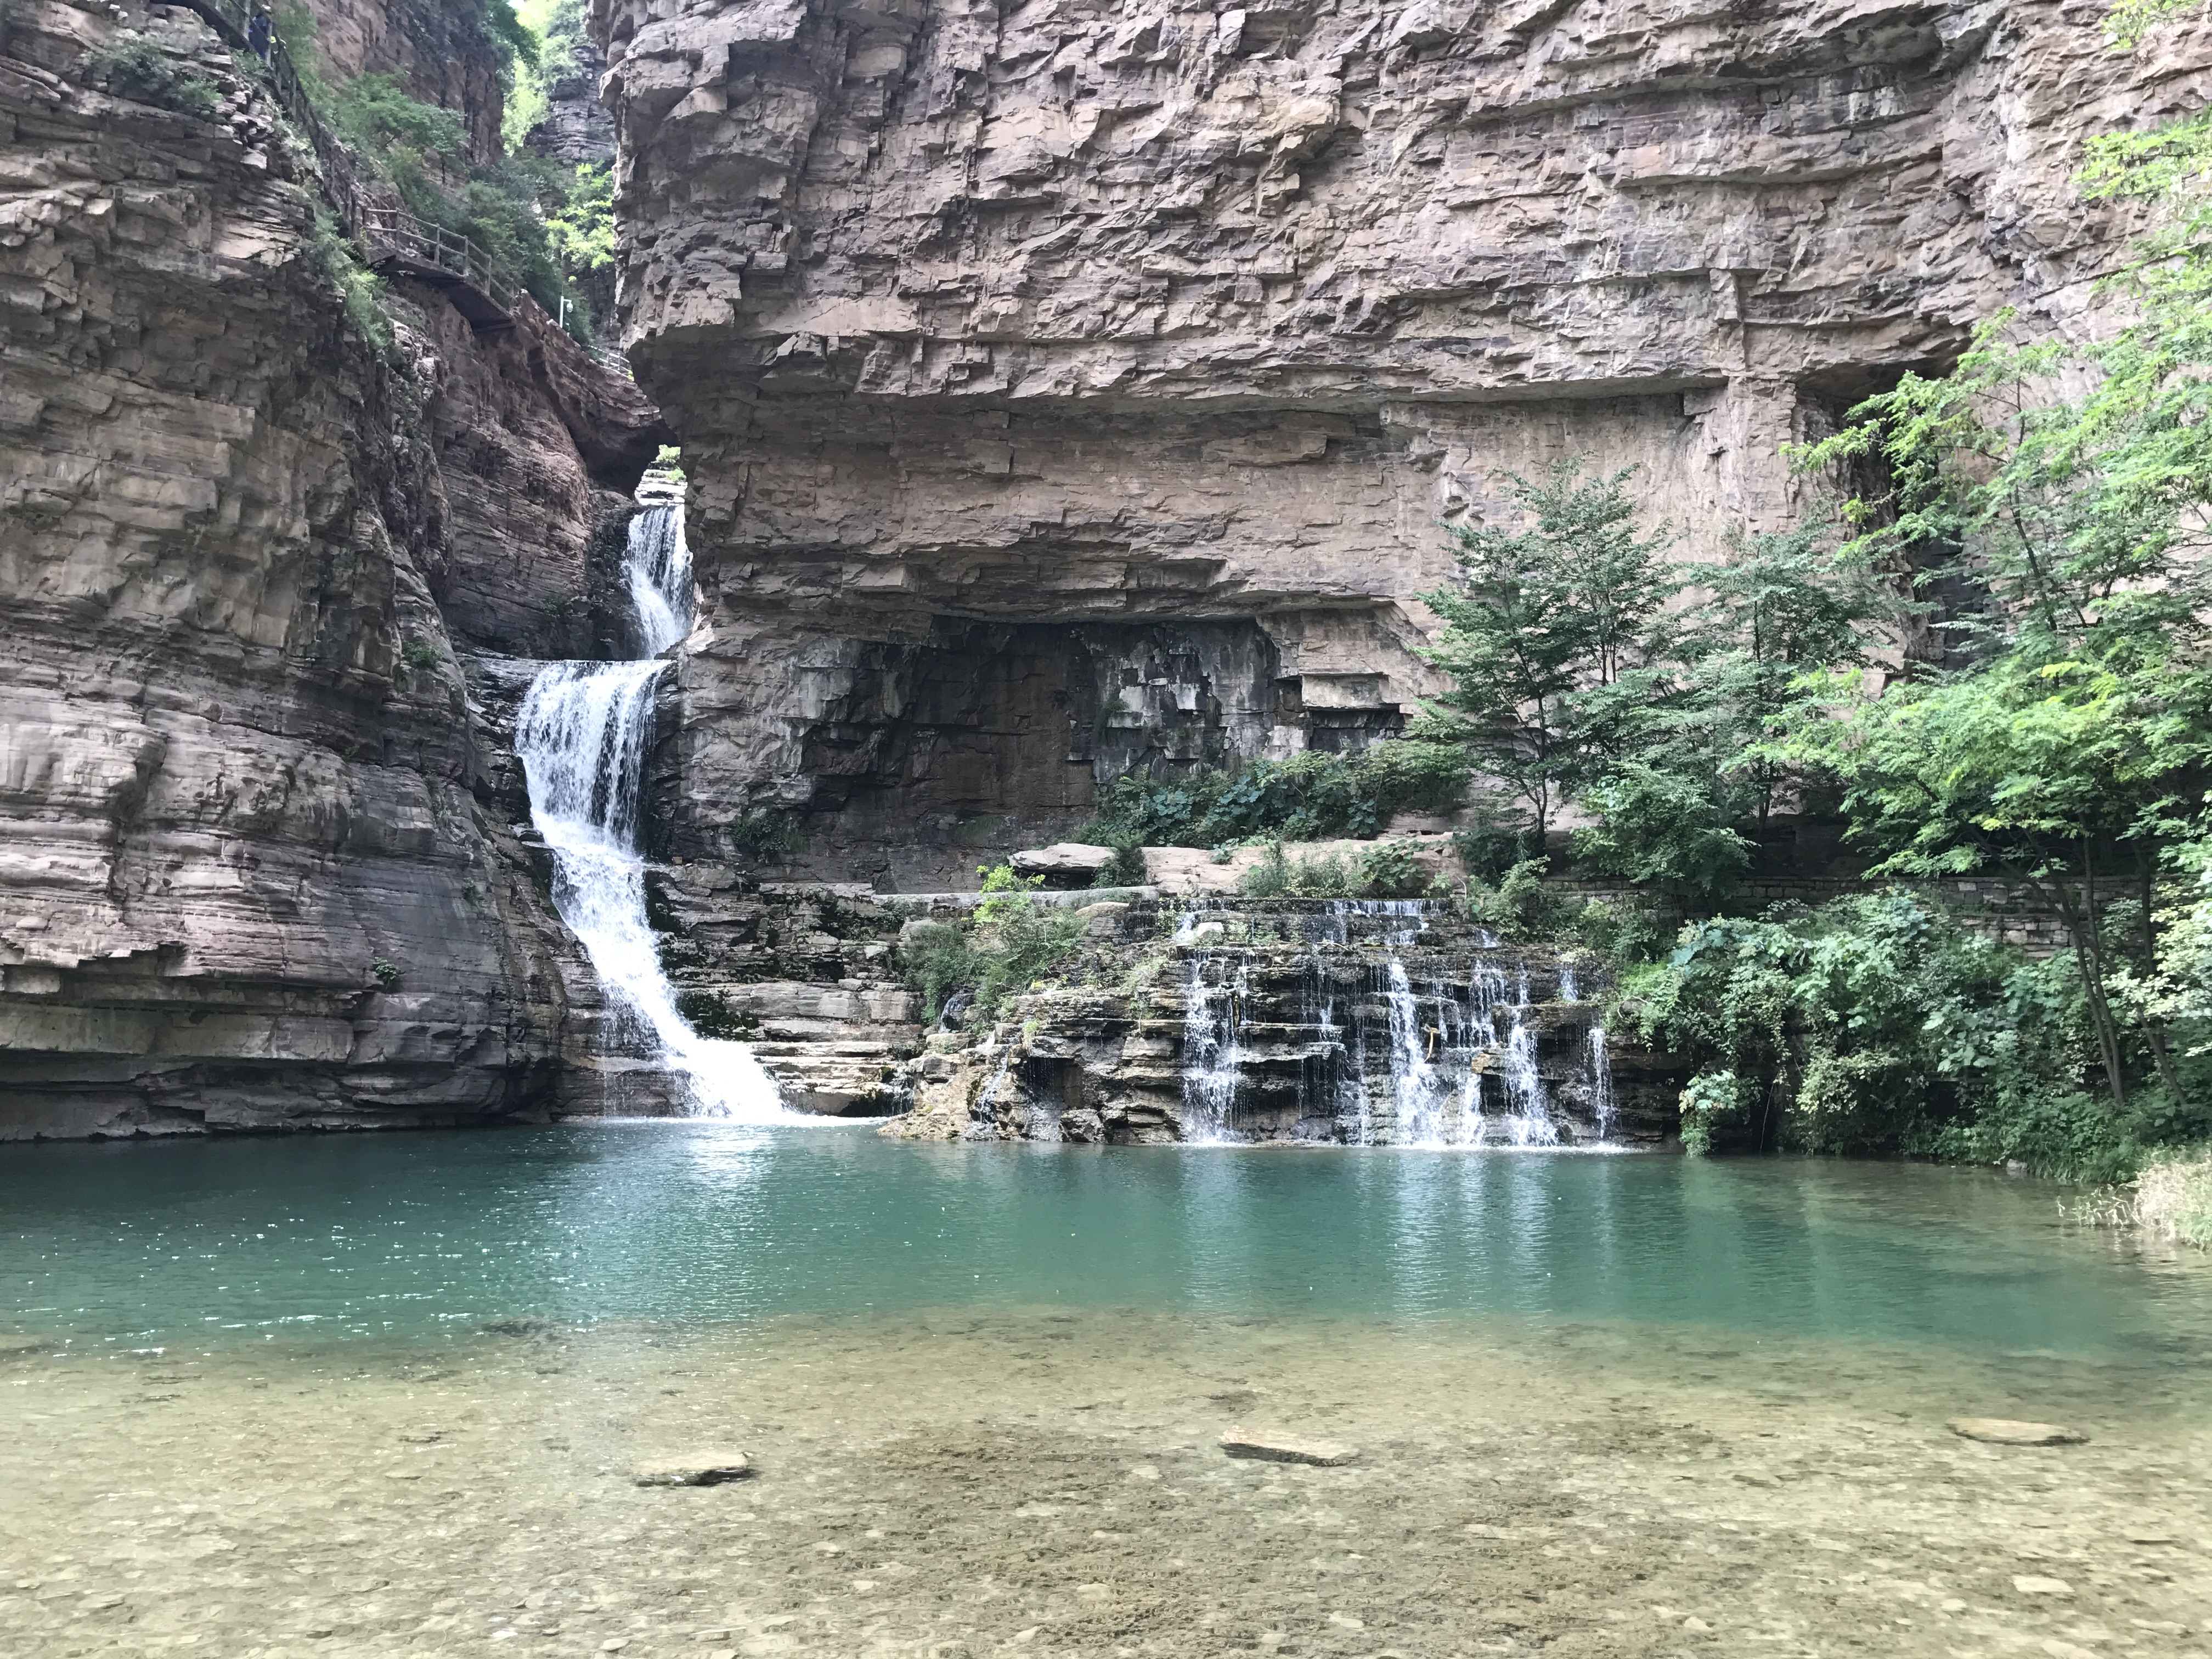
[516,499,787,1120]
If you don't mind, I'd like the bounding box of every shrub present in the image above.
[1451,818,1541,886]
[1090,832,1147,889]
[371,958,402,988]
[898,867,1087,1022]
[402,638,442,669]
[1466,857,1565,939]
[1567,896,1667,967]
[2136,1149,2212,1246]
[729,809,803,860]
[1078,738,1470,849]
[1238,840,1290,898]
[1288,850,1354,898]
[1357,840,1425,899]
[1609,890,2176,1172]
[1678,1070,1745,1155]
[308,208,394,354]
[87,33,223,119]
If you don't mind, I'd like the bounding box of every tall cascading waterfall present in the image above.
[1174,899,1616,1147]
[515,499,788,1120]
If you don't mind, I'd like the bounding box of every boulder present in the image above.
[1011,845,1118,889]
[1949,1418,2086,1446]
[631,1450,753,1486]
[1220,1426,1358,1466]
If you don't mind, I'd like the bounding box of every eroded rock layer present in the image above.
[594,0,2212,882]
[887,897,1685,1144]
[0,2,648,1133]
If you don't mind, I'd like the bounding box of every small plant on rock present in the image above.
[1357,840,1424,899]
[87,33,223,119]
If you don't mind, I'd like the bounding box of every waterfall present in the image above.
[516,499,788,1120]
[1180,953,1245,1142]
[624,493,694,657]
[1586,1023,1616,1142]
[1380,957,1445,1143]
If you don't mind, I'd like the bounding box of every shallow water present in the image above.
[4,1128,2210,1657]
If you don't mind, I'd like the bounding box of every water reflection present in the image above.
[1,1126,2208,1372]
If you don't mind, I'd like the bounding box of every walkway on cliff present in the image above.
[178,0,520,331]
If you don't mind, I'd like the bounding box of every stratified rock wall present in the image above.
[300,0,510,161]
[594,0,2212,883]
[0,2,636,1135]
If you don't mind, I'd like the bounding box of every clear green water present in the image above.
[3,1124,2207,1365]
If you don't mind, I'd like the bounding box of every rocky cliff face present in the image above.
[885,895,1685,1146]
[0,1,651,1135]
[591,0,2212,885]
[301,0,509,161]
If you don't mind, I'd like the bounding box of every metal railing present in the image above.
[177,0,522,327]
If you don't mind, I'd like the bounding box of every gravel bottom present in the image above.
[3,1310,2209,1658]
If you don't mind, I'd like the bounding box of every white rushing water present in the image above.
[515,501,788,1120]
[1176,896,1620,1148]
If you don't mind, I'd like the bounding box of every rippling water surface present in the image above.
[4,1124,2208,1363]
[7,1127,2212,1658]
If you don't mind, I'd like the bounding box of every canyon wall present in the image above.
[593,0,2212,886]
[0,1,651,1134]
[297,0,510,160]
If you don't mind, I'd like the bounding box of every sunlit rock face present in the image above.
[595,0,2210,882]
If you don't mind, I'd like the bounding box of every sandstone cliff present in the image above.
[0,1,651,1134]
[300,0,510,161]
[592,0,2212,887]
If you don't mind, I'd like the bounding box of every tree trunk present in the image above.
[2065,846,2130,1114]
[2138,855,2186,1102]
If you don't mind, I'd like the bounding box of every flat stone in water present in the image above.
[2012,1575,2074,1595]
[1949,1417,2087,1446]
[630,1450,752,1487]
[1221,1426,1358,1465]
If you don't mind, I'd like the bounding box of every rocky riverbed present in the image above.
[4,1307,2208,1657]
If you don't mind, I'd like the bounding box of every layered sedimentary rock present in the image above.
[0,2,648,1134]
[302,0,510,161]
[887,896,1685,1144]
[591,0,2212,884]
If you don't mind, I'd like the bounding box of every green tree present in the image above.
[1418,460,1678,839]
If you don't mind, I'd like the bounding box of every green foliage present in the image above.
[477,0,540,69]
[2103,0,2200,49]
[87,32,222,118]
[1449,813,1541,886]
[307,208,394,354]
[1571,761,1751,906]
[1678,1070,1745,1156]
[401,637,442,669]
[546,162,615,272]
[1464,857,1566,940]
[899,868,1087,1022]
[1234,842,1362,899]
[1566,896,1668,968]
[330,73,599,342]
[1611,891,2183,1174]
[1089,833,1148,889]
[1418,459,1679,838]
[729,809,803,860]
[1080,739,1469,849]
[1357,840,1425,899]
[371,958,402,988]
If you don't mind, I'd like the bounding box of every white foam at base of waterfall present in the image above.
[515,501,794,1122]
